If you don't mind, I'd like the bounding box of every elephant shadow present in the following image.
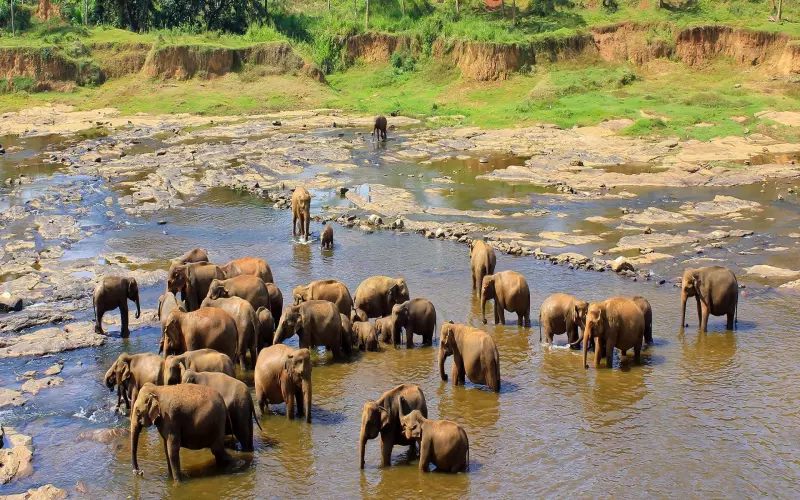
[308,406,347,426]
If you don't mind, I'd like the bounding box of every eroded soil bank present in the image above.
[1,106,800,497]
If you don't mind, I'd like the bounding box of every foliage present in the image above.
[0,4,34,32]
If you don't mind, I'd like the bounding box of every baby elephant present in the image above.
[353,321,379,352]
[481,271,530,327]
[400,407,469,473]
[374,316,393,344]
[539,293,588,348]
[320,224,333,250]
[254,344,312,422]
[372,115,387,141]
[93,276,141,337]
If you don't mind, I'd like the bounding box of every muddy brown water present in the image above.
[2,129,800,498]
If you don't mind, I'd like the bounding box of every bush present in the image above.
[390,48,416,74]
[0,4,34,33]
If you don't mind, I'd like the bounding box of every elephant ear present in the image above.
[157,295,165,320]
[398,396,411,417]
[284,354,295,375]
[127,278,137,297]
[377,406,391,430]
[120,363,132,384]
[147,393,160,424]
[179,362,187,380]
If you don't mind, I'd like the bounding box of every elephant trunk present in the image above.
[134,292,141,319]
[359,427,368,469]
[303,377,312,423]
[481,294,487,324]
[680,292,687,327]
[438,347,448,381]
[273,324,284,346]
[131,420,141,473]
[582,330,589,369]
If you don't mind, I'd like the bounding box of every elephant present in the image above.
[340,313,354,351]
[131,382,230,482]
[273,300,346,359]
[256,307,275,351]
[158,292,186,334]
[632,296,653,344]
[352,308,369,323]
[293,279,354,317]
[400,408,469,473]
[265,283,283,324]
[470,240,496,291]
[254,344,312,423]
[353,321,379,352]
[359,384,427,469]
[353,276,410,319]
[163,349,235,385]
[680,266,738,332]
[207,275,271,312]
[220,257,274,284]
[389,299,436,348]
[167,262,226,312]
[539,293,588,347]
[582,297,645,370]
[93,276,140,337]
[172,248,209,265]
[481,271,530,327]
[372,115,387,141]
[321,224,333,250]
[374,316,393,344]
[200,296,259,370]
[105,352,163,411]
[161,308,238,364]
[439,322,500,392]
[181,369,262,452]
[291,186,311,241]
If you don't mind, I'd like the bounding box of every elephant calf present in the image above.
[680,266,738,332]
[291,186,311,241]
[481,271,530,327]
[353,321,379,352]
[440,322,500,392]
[254,344,312,423]
[583,297,645,370]
[390,298,436,348]
[158,292,186,335]
[207,275,271,313]
[539,293,588,347]
[131,383,230,482]
[372,115,387,141]
[163,349,235,385]
[93,276,141,337]
[320,224,333,249]
[400,408,469,473]
[359,384,427,469]
[256,307,275,352]
[105,352,163,411]
[374,316,393,344]
[181,369,262,452]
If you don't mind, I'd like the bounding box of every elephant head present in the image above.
[389,301,410,344]
[161,311,186,357]
[159,292,185,321]
[292,285,311,305]
[123,277,141,320]
[480,275,497,324]
[438,322,456,381]
[351,308,368,323]
[359,400,391,469]
[284,349,312,423]
[113,353,133,388]
[104,361,119,391]
[163,355,186,385]
[392,279,410,303]
[680,268,700,327]
[273,305,303,345]
[583,302,606,369]
[207,279,229,300]
[567,299,590,346]
[131,383,160,475]
[181,368,199,384]
[167,265,189,296]
[399,404,425,441]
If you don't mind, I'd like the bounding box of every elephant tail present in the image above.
[538,309,542,343]
[251,397,263,430]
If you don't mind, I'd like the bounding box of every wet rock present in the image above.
[359,224,373,234]
[622,207,691,225]
[336,187,349,196]
[679,195,761,218]
[20,377,63,395]
[479,158,488,163]
[20,371,36,380]
[367,214,383,226]
[570,159,584,166]
[1,484,67,500]
[392,219,404,229]
[745,265,800,279]
[4,241,35,253]
[0,428,33,484]
[38,246,64,260]
[76,428,128,444]
[610,257,635,273]
[0,297,23,313]
[0,309,72,334]
[0,322,105,358]
[43,364,63,376]
[34,215,79,239]
[539,231,602,245]
[435,228,446,238]
[272,120,282,126]
[551,253,589,266]
[0,389,27,408]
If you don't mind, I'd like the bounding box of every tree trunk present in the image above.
[455,0,459,14]
[265,0,268,17]
[84,0,88,26]
[501,0,505,17]
[365,0,369,29]
[328,0,331,10]
[354,0,357,17]
[401,0,405,16]
[10,0,14,36]
[777,0,782,20]
[512,0,516,24]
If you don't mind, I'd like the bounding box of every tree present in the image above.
[512,0,516,24]
[400,0,404,16]
[9,0,14,35]
[455,0,459,14]
[365,0,369,29]
[777,0,783,20]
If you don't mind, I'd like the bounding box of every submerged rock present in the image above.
[76,428,128,444]
[20,377,63,395]
[1,484,67,500]
[0,389,27,408]
[0,428,33,485]
[610,257,635,273]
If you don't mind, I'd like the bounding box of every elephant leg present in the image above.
[238,343,247,372]
[408,439,417,459]
[498,308,506,326]
[406,328,413,349]
[163,437,173,479]
[95,306,106,335]
[634,338,642,364]
[167,435,182,481]
[471,273,476,291]
[695,298,702,329]
[292,213,297,237]
[594,338,602,368]
[451,362,461,387]
[294,388,304,418]
[130,386,139,409]
[120,303,130,338]
[700,303,710,333]
[726,311,735,330]
[418,438,430,472]
[212,439,232,467]
[379,436,392,467]
[606,338,614,369]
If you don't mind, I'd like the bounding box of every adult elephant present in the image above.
[93,276,140,337]
[220,257,274,284]
[293,279,354,317]
[256,307,275,351]
[181,369,262,452]
[172,248,209,265]
[163,349,235,385]
[207,275,271,312]
[359,384,427,469]
[354,276,410,319]
[481,271,530,327]
[273,301,345,359]
[254,344,312,423]
[161,308,238,364]
[131,383,230,482]
[632,296,653,344]
[105,352,163,411]
[389,298,436,348]
[539,293,588,347]
[201,296,259,370]
[439,322,500,392]
[167,262,225,312]
[292,186,311,241]
[266,283,284,323]
[470,240,496,291]
[680,266,738,332]
[158,292,186,333]
[583,297,645,370]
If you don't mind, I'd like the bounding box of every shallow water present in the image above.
[2,127,800,498]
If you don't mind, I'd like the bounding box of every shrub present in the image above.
[0,4,33,32]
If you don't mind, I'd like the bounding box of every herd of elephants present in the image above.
[93,185,741,481]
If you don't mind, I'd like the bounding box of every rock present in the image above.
[479,157,488,163]
[551,253,589,266]
[679,196,761,218]
[778,194,784,201]
[0,322,105,358]
[20,371,36,379]
[0,297,23,313]
[435,228,446,238]
[367,214,383,226]
[358,224,373,234]
[643,226,652,234]
[0,309,74,334]
[336,187,349,196]
[76,428,128,444]
[272,120,282,126]
[734,83,741,88]
[1,484,67,500]
[745,265,800,279]
[570,159,584,166]
[621,207,691,225]
[0,428,33,484]
[157,220,167,225]
[610,257,635,273]
[392,219,404,229]
[43,364,62,376]
[0,389,27,408]
[21,376,63,395]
